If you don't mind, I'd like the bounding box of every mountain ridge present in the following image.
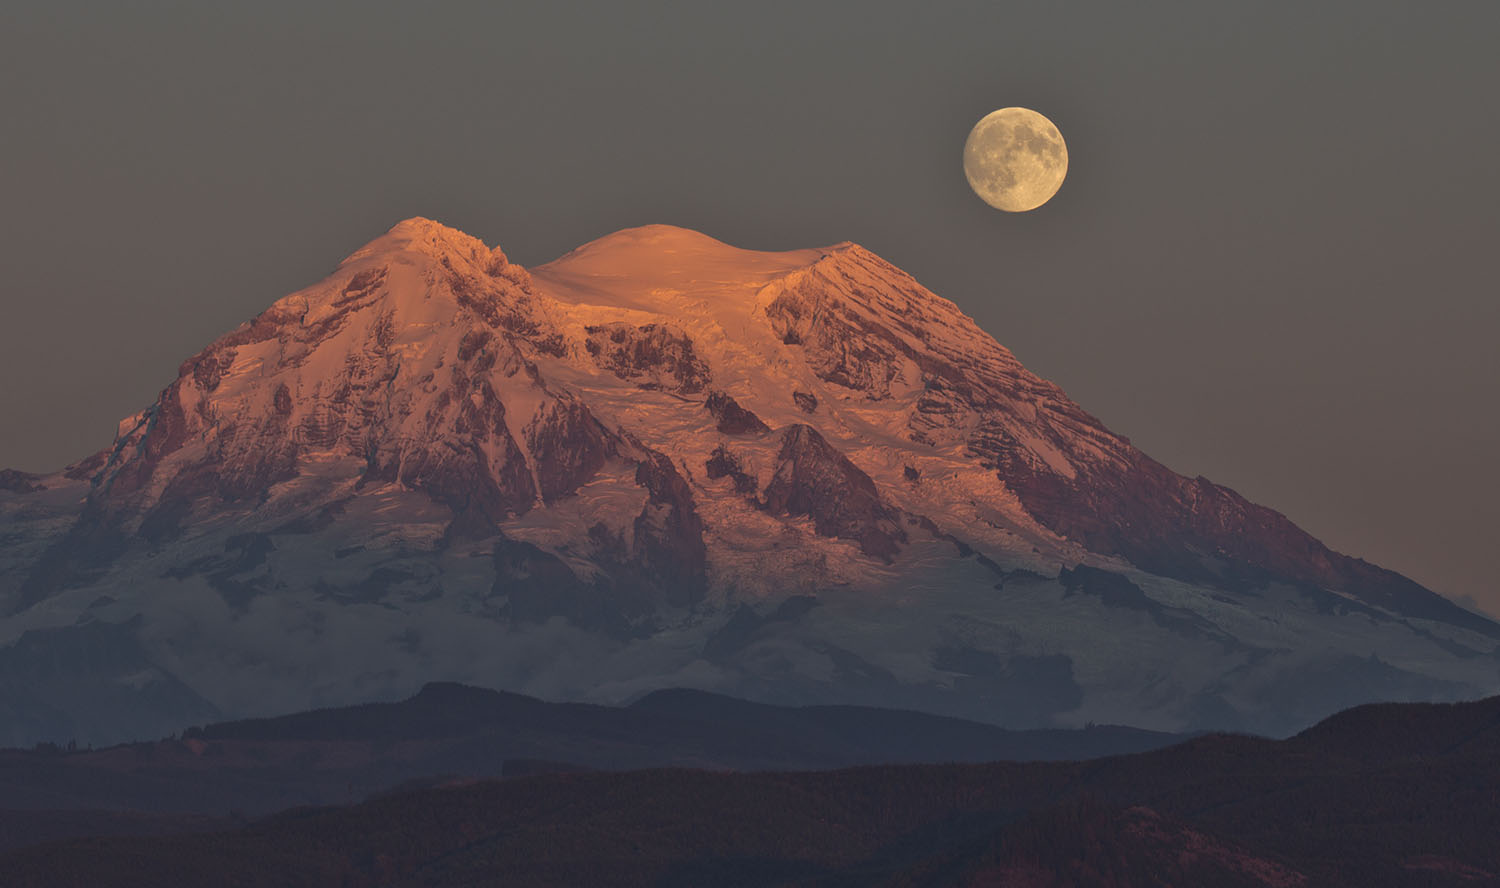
[0,681,1187,834]
[6,692,1499,886]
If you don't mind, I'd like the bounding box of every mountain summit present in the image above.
[1,218,1494,746]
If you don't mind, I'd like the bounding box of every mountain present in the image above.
[7,694,1500,887]
[1,218,1495,745]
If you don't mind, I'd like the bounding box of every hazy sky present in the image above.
[1,2,1496,611]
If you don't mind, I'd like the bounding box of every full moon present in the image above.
[963,107,1068,212]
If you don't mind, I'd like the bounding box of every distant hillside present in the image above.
[4,694,1498,886]
[0,683,1181,825]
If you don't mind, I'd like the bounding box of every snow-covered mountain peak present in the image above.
[2,216,1495,747]
[232,217,535,341]
[547,223,827,268]
[532,224,829,313]
[343,216,503,269]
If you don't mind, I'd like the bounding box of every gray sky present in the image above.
[2,1,1496,612]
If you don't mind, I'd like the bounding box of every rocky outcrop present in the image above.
[630,449,708,609]
[760,425,906,562]
[704,392,768,435]
[705,444,757,495]
[525,397,616,504]
[583,323,710,393]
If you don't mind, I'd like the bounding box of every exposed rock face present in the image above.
[704,392,769,435]
[525,397,616,504]
[630,448,708,609]
[584,323,710,393]
[760,425,906,562]
[0,218,1493,746]
[705,445,757,495]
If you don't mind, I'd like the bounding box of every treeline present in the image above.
[2,695,1497,886]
